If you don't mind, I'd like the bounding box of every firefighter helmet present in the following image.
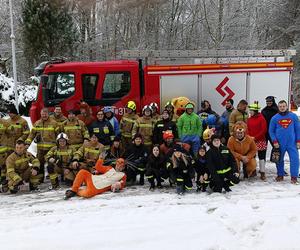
[164,101,174,109]
[142,105,152,114]
[56,133,69,142]
[126,101,136,111]
[248,101,261,111]
[150,102,159,111]
[202,128,214,141]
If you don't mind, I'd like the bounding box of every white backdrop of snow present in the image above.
[0,73,37,107]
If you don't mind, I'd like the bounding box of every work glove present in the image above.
[273,142,280,149]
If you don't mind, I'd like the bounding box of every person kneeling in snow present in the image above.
[64,158,126,199]
[207,135,240,193]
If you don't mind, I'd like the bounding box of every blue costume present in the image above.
[269,112,300,177]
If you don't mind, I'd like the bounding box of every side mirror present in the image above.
[41,75,49,88]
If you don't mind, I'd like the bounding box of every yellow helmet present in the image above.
[203,128,214,141]
[127,101,136,111]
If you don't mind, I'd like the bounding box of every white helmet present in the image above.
[56,133,69,142]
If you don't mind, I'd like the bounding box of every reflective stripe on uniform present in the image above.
[85,148,101,154]
[176,178,184,182]
[146,175,154,179]
[0,147,7,154]
[8,124,22,129]
[217,167,231,174]
[185,185,192,190]
[37,143,56,149]
[32,127,55,131]
[56,151,73,156]
[139,124,153,128]
[122,117,136,123]
[64,126,81,131]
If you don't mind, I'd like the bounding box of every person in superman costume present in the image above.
[269,100,300,184]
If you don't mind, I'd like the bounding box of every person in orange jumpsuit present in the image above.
[64,158,126,199]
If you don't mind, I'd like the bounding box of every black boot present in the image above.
[157,179,162,189]
[176,184,184,195]
[139,174,144,185]
[64,190,76,200]
[1,179,8,193]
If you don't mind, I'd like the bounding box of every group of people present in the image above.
[0,96,299,199]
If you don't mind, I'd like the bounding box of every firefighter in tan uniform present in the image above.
[62,110,90,150]
[6,105,30,153]
[71,133,106,174]
[165,101,179,122]
[132,105,155,151]
[25,108,60,179]
[0,117,8,192]
[150,102,161,123]
[45,133,76,189]
[50,105,67,127]
[6,140,41,193]
[120,101,139,148]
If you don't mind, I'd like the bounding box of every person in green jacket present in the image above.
[177,102,202,155]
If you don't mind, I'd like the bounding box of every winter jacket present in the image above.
[269,112,300,146]
[229,109,248,135]
[6,151,40,187]
[120,113,139,138]
[0,118,8,159]
[6,115,30,152]
[73,141,105,166]
[50,114,67,127]
[45,146,75,168]
[153,118,178,145]
[26,117,60,151]
[177,112,202,138]
[247,113,267,141]
[132,116,155,146]
[124,144,148,170]
[88,120,114,147]
[194,156,209,176]
[261,103,278,128]
[206,144,238,183]
[146,154,166,171]
[107,116,120,137]
[62,118,90,149]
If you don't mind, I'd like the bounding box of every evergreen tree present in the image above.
[22,0,78,64]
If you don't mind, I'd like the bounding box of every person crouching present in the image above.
[167,144,193,194]
[194,146,210,192]
[207,135,240,193]
[64,158,126,199]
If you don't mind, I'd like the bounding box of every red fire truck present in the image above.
[30,50,296,122]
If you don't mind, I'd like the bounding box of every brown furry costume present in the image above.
[227,121,257,177]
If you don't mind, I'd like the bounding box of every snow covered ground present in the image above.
[0,164,300,250]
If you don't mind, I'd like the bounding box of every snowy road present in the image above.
[1,164,300,250]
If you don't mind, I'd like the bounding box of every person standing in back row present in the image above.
[229,99,248,135]
[261,96,278,147]
[269,100,300,184]
[177,102,202,155]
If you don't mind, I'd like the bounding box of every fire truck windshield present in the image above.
[46,72,75,100]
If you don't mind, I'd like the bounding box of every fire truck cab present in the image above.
[30,50,296,122]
